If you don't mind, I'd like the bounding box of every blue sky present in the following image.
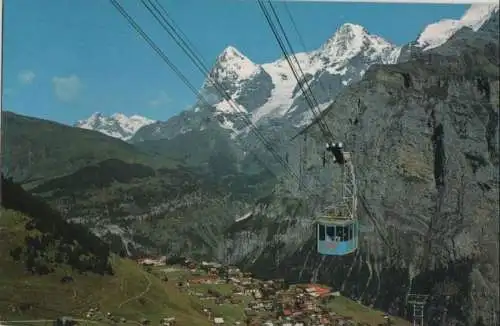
[3,0,467,125]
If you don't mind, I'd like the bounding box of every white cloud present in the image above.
[18,70,36,85]
[149,90,171,108]
[52,75,82,102]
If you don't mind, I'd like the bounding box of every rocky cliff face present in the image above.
[219,13,499,326]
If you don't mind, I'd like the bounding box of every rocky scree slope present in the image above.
[219,12,499,326]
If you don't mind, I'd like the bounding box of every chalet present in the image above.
[241,279,252,286]
[190,275,218,284]
[137,258,154,266]
[230,297,243,304]
[244,288,263,299]
[250,302,265,310]
[137,256,166,266]
[227,267,241,276]
[201,261,222,269]
[54,317,76,326]
[229,277,240,284]
[182,258,196,269]
[160,317,176,326]
[202,308,213,319]
[303,300,317,311]
[263,301,274,311]
[305,284,331,298]
[244,307,256,316]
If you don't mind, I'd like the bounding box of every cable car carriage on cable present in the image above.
[317,141,359,256]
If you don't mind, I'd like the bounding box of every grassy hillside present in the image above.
[1,111,179,185]
[135,127,241,176]
[31,159,157,195]
[0,176,210,325]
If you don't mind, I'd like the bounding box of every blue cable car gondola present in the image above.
[317,142,359,256]
[316,209,359,256]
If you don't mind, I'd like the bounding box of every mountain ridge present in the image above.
[129,21,402,146]
[415,3,499,51]
[74,5,497,144]
[1,110,179,185]
[130,5,497,145]
[75,112,156,141]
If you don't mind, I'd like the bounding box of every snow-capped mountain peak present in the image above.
[331,23,369,44]
[416,3,499,51]
[218,46,247,63]
[321,23,368,57]
[128,4,498,145]
[211,45,261,83]
[199,23,401,128]
[199,45,264,117]
[88,112,103,122]
[318,23,396,64]
[75,112,156,141]
[460,3,498,30]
